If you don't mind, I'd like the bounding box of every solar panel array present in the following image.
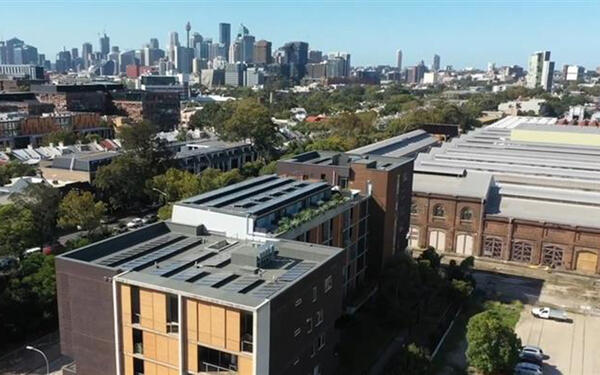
[145,250,212,277]
[278,261,317,282]
[97,234,182,266]
[200,252,231,267]
[249,282,287,299]
[119,237,204,271]
[170,267,208,282]
[221,276,264,293]
[194,272,235,287]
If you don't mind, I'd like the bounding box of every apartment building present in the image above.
[56,222,344,375]
[171,175,369,294]
[410,116,600,275]
[277,152,413,274]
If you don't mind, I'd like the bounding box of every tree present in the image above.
[418,247,442,270]
[118,121,172,173]
[466,311,521,374]
[149,168,202,203]
[385,343,431,375]
[11,183,61,247]
[0,204,36,257]
[58,190,106,234]
[223,99,280,156]
[41,130,79,146]
[0,162,37,186]
[189,102,233,131]
[94,154,152,211]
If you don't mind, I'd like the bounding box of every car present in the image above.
[24,247,42,256]
[0,256,18,273]
[113,223,128,234]
[126,218,144,229]
[142,214,158,224]
[532,306,569,322]
[520,345,544,363]
[514,362,543,375]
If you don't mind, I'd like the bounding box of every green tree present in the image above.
[385,343,431,375]
[223,99,280,156]
[418,247,442,270]
[11,183,61,247]
[259,161,278,175]
[41,130,79,146]
[94,154,151,211]
[0,162,37,186]
[0,204,36,257]
[58,190,106,234]
[189,102,233,131]
[466,311,521,374]
[149,168,202,203]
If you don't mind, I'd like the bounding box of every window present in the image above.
[241,311,253,353]
[312,286,318,302]
[542,244,564,269]
[324,275,333,293]
[294,328,302,337]
[511,241,533,263]
[295,298,303,307]
[306,317,313,333]
[409,226,420,248]
[432,204,445,218]
[410,201,418,215]
[460,207,473,221]
[338,177,348,189]
[428,230,446,252]
[166,294,179,333]
[483,236,503,259]
[198,346,238,372]
[313,364,321,375]
[133,358,144,375]
[133,328,143,354]
[131,286,140,324]
[315,309,324,326]
[317,333,326,350]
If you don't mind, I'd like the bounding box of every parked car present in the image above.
[514,362,543,375]
[142,214,158,224]
[126,218,144,229]
[24,247,42,256]
[0,256,18,274]
[519,345,544,366]
[531,306,569,322]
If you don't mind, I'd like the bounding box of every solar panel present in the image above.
[278,262,317,282]
[200,252,231,267]
[221,276,263,293]
[249,282,286,299]
[119,237,204,271]
[194,272,235,287]
[146,250,214,277]
[170,267,208,282]
[97,234,182,266]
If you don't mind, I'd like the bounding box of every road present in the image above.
[515,307,600,375]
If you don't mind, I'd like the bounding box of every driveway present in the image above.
[515,307,600,375]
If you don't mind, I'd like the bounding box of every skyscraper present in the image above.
[253,40,272,65]
[308,50,323,63]
[328,51,350,77]
[149,38,159,49]
[396,49,402,70]
[219,23,231,56]
[81,42,93,68]
[168,31,180,62]
[527,51,554,92]
[99,33,110,58]
[185,21,191,48]
[228,40,241,63]
[432,54,440,71]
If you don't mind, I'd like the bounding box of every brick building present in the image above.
[31,83,124,113]
[277,151,413,274]
[409,116,600,275]
[112,90,181,131]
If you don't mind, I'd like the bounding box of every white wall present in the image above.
[254,301,271,375]
[171,204,252,239]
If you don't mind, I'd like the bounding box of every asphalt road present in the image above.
[515,307,600,375]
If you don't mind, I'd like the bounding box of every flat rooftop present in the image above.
[177,174,331,217]
[347,129,438,158]
[174,139,251,159]
[61,222,342,308]
[280,150,412,171]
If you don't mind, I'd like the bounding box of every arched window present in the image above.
[460,207,473,221]
[483,236,503,259]
[542,244,564,269]
[511,241,533,263]
[411,201,418,215]
[432,204,445,218]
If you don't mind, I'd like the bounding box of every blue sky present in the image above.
[1,0,599,69]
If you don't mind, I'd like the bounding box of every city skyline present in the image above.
[1,0,599,69]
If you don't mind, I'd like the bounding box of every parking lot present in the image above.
[515,307,600,375]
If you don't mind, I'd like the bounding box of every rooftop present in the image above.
[61,222,342,309]
[347,129,438,157]
[281,150,412,171]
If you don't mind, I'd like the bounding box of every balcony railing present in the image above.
[241,339,253,353]
[199,362,237,374]
[166,322,179,334]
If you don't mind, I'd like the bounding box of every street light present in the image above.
[25,345,49,375]
[152,187,169,205]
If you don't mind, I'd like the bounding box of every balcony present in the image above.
[199,362,237,375]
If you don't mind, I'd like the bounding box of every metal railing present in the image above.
[199,362,237,374]
[241,339,253,353]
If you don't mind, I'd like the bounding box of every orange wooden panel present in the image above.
[187,343,198,373]
[153,292,167,333]
[168,368,178,375]
[121,284,131,325]
[122,326,133,354]
[238,355,253,375]
[123,355,133,375]
[210,305,226,348]
[197,302,211,345]
[225,309,241,351]
[186,299,198,342]
[156,364,169,375]
[155,335,169,364]
[144,361,157,375]
[168,337,179,367]
[139,289,154,329]
[143,331,157,360]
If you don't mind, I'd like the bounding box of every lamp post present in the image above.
[152,187,168,205]
[25,345,49,375]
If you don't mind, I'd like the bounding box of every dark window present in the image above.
[198,346,238,372]
[432,204,445,218]
[241,311,253,353]
[460,207,473,221]
[511,241,533,263]
[338,177,348,189]
[131,286,140,324]
[483,236,503,259]
[133,358,144,375]
[133,329,143,354]
[166,294,179,333]
[542,244,564,269]
[320,174,326,181]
